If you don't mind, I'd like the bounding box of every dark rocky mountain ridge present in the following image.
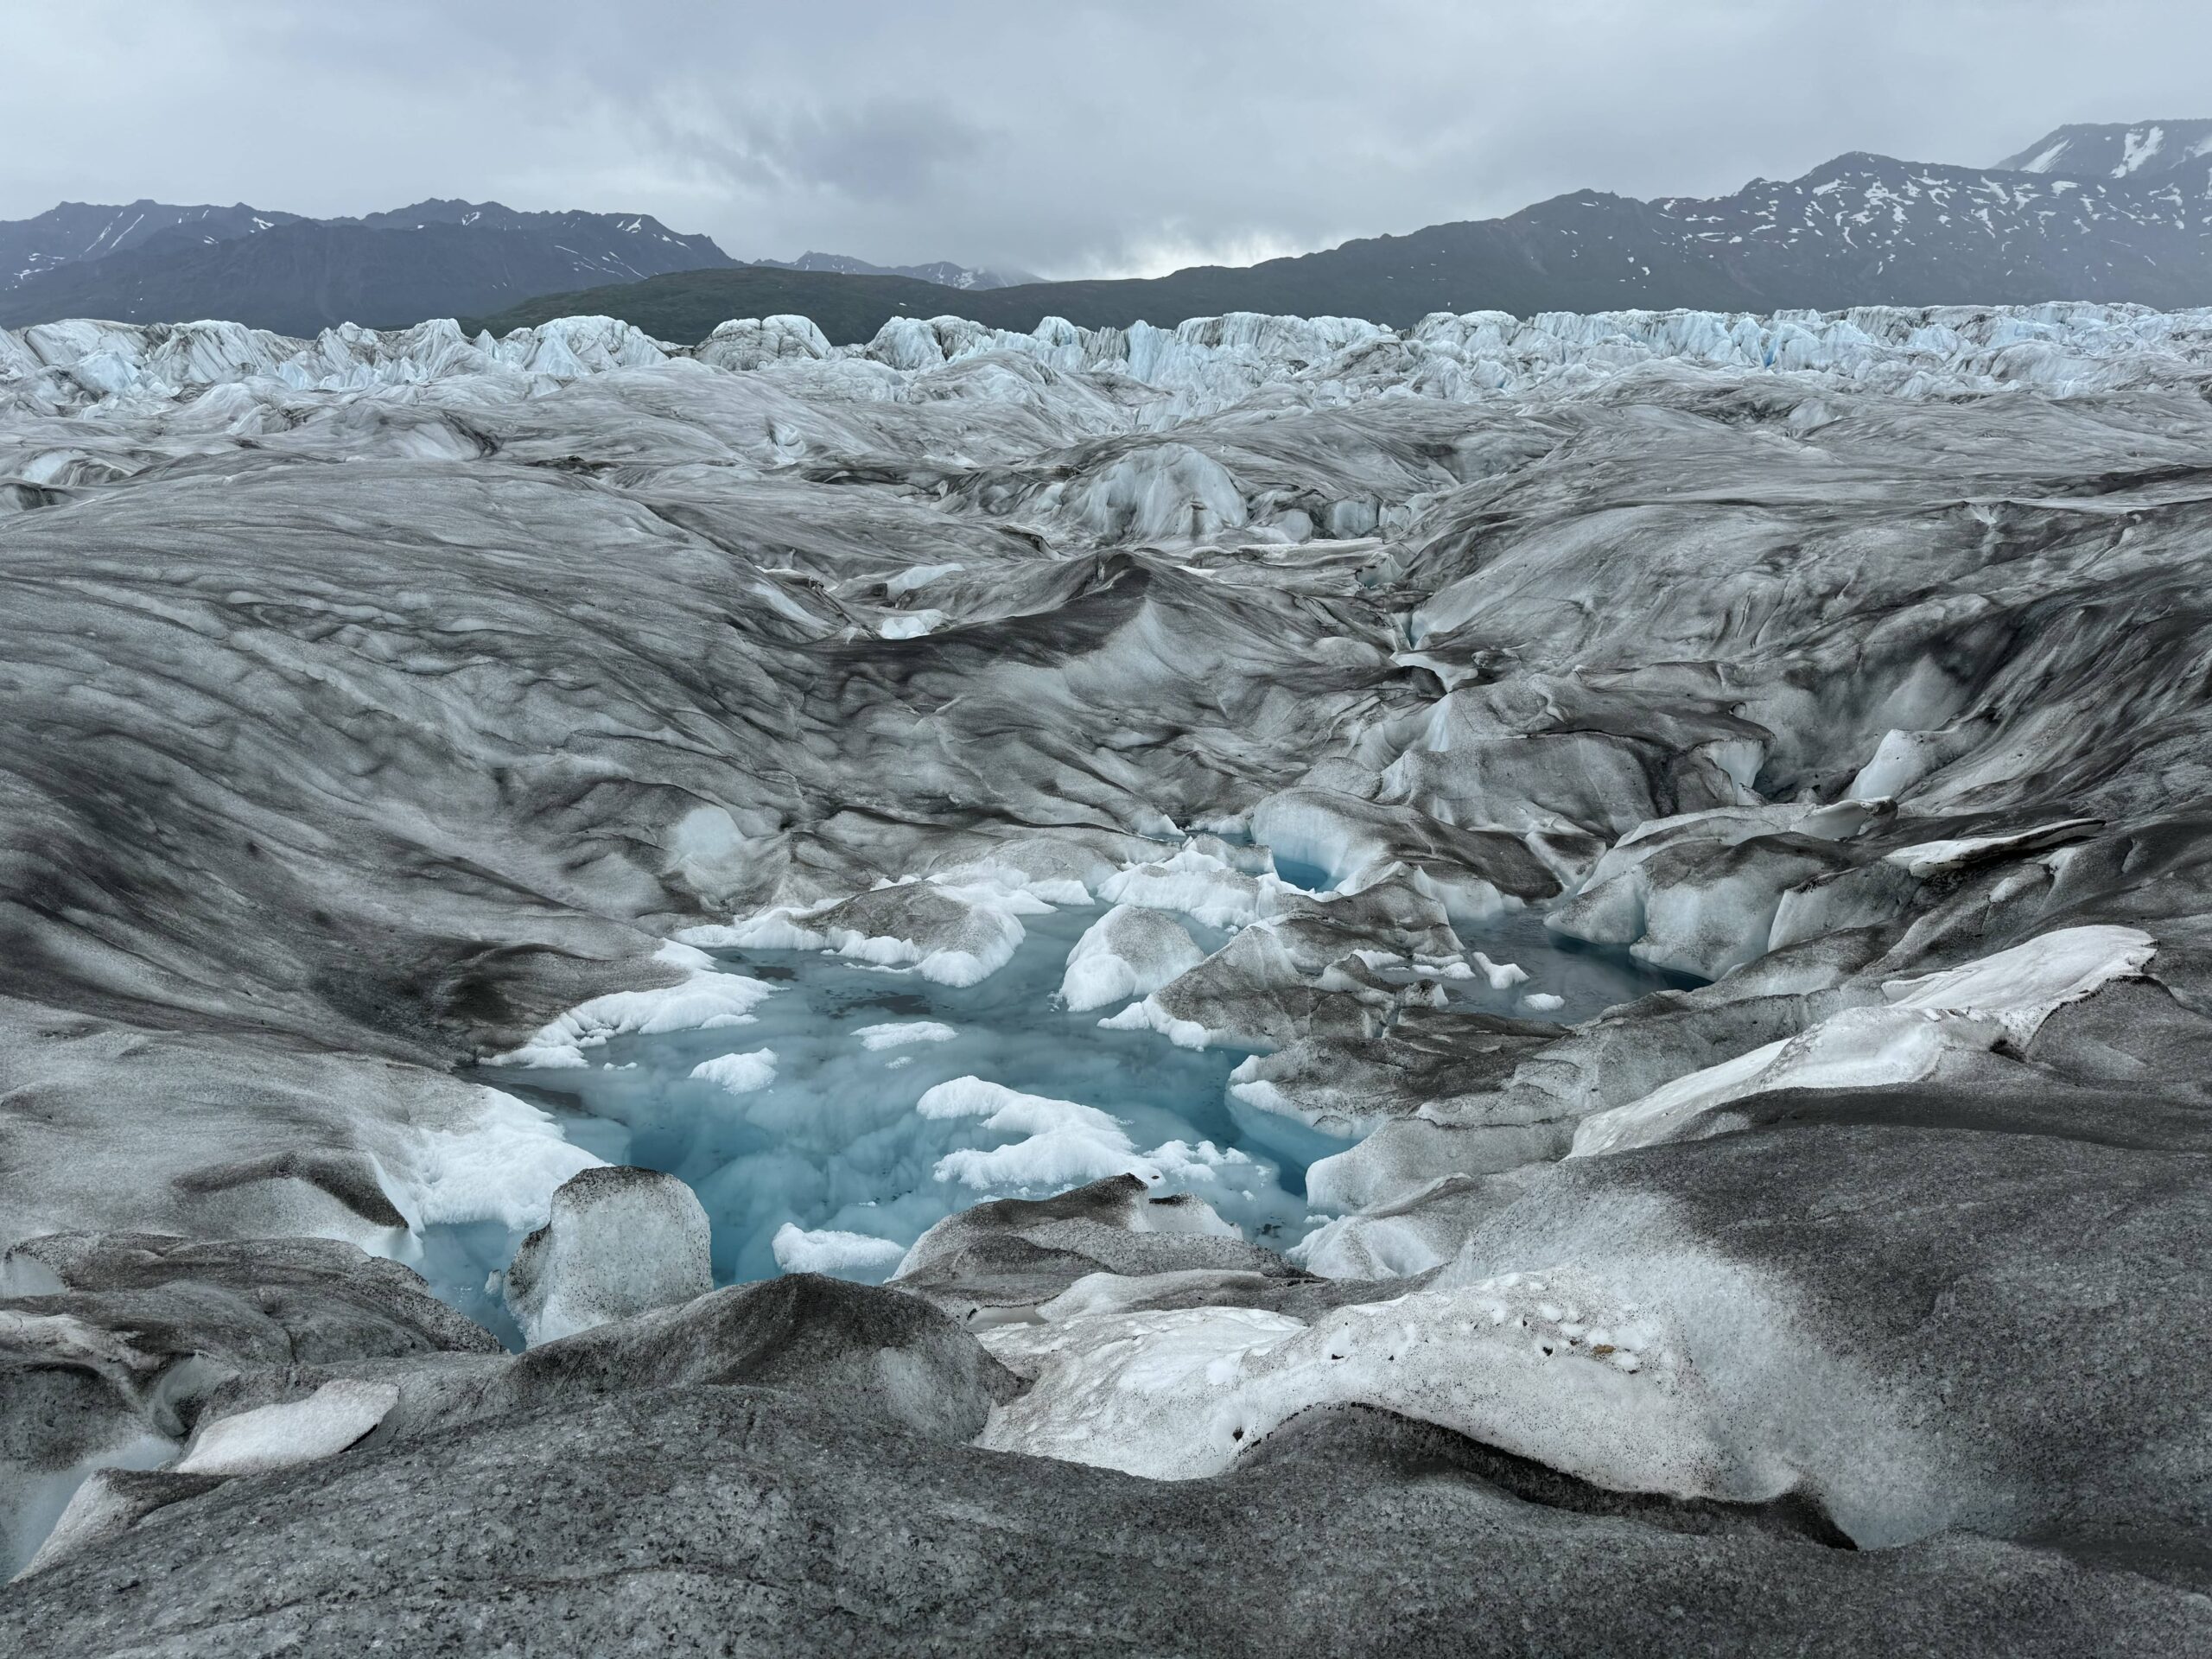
[476,142,2212,346]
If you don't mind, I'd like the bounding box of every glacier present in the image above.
[3,294,2212,1653]
[10,300,2212,443]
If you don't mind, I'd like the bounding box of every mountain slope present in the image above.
[0,200,305,289]
[1997,120,2212,179]
[0,217,736,335]
[463,266,1020,345]
[1629,149,2212,309]
[752,251,1043,289]
[474,149,2212,345]
[20,121,2212,341]
[0,207,736,334]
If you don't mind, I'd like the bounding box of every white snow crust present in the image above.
[688,1049,779,1095]
[979,1268,1697,1486]
[394,1087,605,1234]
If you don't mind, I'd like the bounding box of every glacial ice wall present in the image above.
[9,299,2212,435]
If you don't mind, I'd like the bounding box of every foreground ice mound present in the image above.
[979,1268,1700,1489]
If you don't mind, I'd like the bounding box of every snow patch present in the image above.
[398,1087,603,1233]
[1097,844,1287,931]
[1882,819,2099,878]
[916,1076,1255,1194]
[1098,995,1231,1051]
[878,609,948,640]
[1881,923,2156,1044]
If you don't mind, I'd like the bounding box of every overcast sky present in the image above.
[7,1,2206,278]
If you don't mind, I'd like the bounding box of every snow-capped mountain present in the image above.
[1996,120,2212,180]
[1236,144,2212,318]
[480,138,2212,345]
[21,119,2212,340]
[752,251,1042,289]
[0,199,736,334]
[1609,148,2212,310]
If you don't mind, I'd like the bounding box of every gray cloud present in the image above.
[663,96,994,203]
[5,0,2208,277]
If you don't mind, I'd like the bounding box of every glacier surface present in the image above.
[3,296,2212,1651]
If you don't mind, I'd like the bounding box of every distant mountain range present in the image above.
[0,199,1028,334]
[9,121,2212,341]
[0,200,737,334]
[2,201,308,288]
[474,122,2212,345]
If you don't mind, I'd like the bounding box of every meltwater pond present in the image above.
[444,899,1696,1340]
[477,907,1312,1286]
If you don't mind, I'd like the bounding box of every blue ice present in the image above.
[432,899,1693,1339]
[476,906,1317,1288]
